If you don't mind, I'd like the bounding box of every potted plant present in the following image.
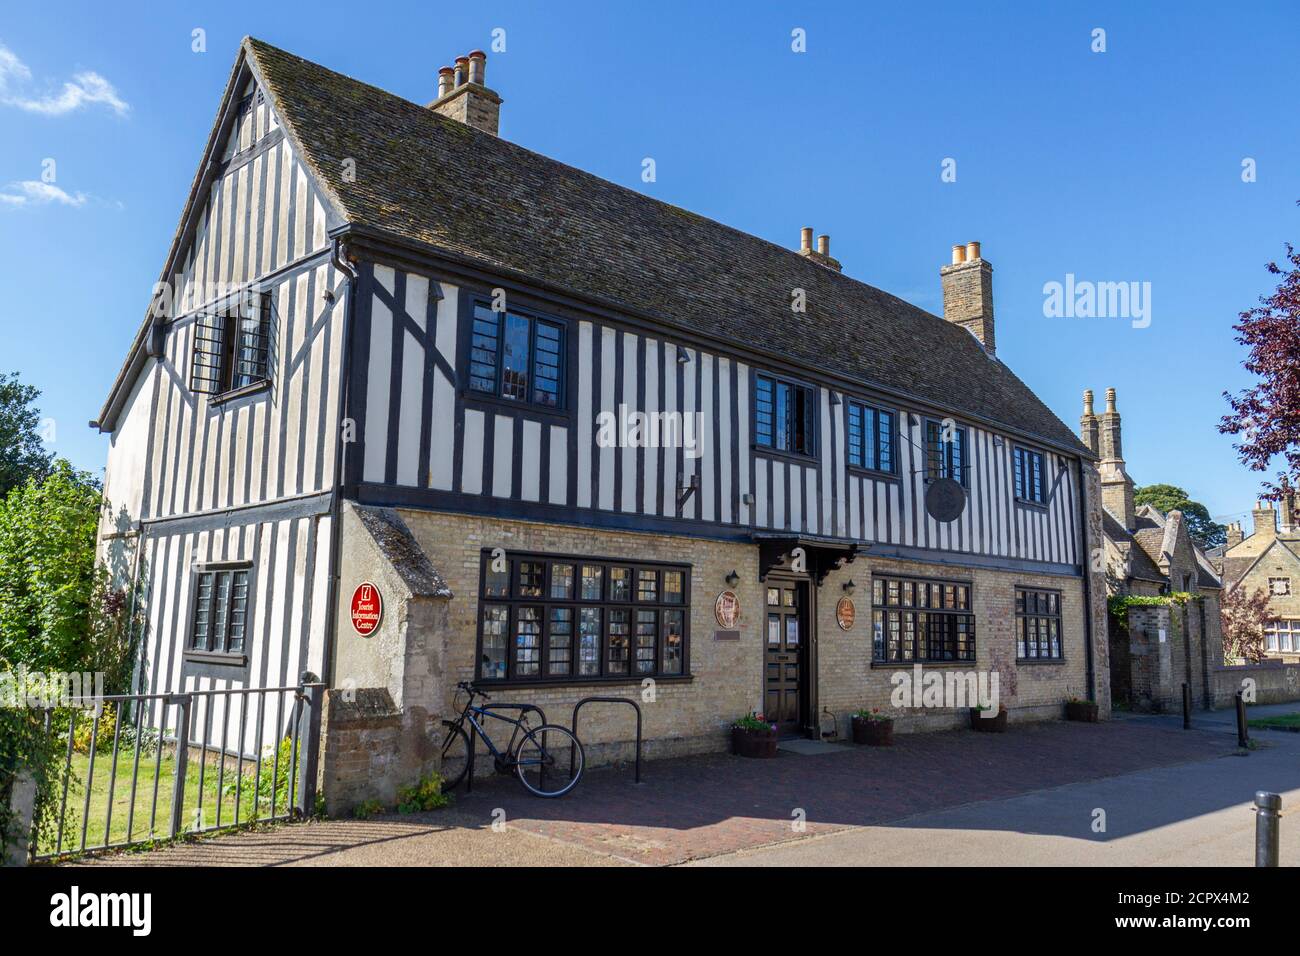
[970,703,1008,733]
[1064,696,1099,722]
[731,713,778,758]
[851,707,894,746]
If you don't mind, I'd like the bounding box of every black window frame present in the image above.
[186,561,254,663]
[924,418,969,487]
[467,299,567,411]
[846,399,897,475]
[475,550,691,685]
[754,372,818,458]
[190,290,274,400]
[1015,587,1063,661]
[870,573,976,664]
[1013,445,1047,505]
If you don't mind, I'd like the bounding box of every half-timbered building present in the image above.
[96,39,1110,803]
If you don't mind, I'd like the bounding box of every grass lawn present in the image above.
[36,741,300,858]
[1247,713,1300,732]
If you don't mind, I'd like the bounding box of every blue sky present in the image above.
[1,1,1297,525]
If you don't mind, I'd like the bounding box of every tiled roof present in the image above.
[245,38,1090,455]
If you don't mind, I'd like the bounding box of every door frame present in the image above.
[763,570,818,739]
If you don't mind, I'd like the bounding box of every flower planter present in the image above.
[852,716,894,746]
[970,707,1008,733]
[1065,700,1099,723]
[732,726,778,758]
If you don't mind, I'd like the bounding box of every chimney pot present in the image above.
[817,234,830,257]
[1082,388,1095,416]
[1105,387,1117,413]
[468,50,486,85]
[965,241,981,261]
[951,244,966,265]
[800,227,813,253]
[454,56,469,87]
[437,66,454,99]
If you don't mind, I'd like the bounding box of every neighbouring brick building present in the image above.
[94,39,1110,811]
[1217,497,1300,662]
[1081,388,1225,711]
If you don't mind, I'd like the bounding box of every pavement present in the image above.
[74,711,1293,868]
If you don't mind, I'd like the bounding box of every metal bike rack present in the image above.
[464,703,548,794]
[571,697,643,783]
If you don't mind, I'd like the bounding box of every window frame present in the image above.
[1015,586,1064,661]
[845,399,898,476]
[475,549,691,686]
[185,561,254,664]
[1012,445,1048,506]
[870,573,976,664]
[1265,619,1299,652]
[924,418,969,488]
[466,298,568,412]
[753,371,818,459]
[191,291,274,402]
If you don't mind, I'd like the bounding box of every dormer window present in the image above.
[190,292,273,398]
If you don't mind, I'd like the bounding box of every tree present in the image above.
[1220,585,1273,664]
[1133,484,1228,550]
[0,372,53,499]
[1221,219,1300,502]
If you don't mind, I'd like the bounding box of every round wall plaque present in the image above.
[836,597,856,631]
[350,582,383,637]
[714,590,740,628]
[925,477,968,523]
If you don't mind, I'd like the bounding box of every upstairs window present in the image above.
[1013,446,1046,503]
[847,401,895,473]
[755,373,816,456]
[925,419,968,486]
[190,292,272,397]
[189,564,252,658]
[469,303,565,408]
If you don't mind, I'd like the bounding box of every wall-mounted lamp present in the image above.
[993,436,1004,449]
[830,391,841,406]
[842,579,856,595]
[741,492,755,506]
[677,349,691,364]
[909,413,921,428]
[725,570,740,588]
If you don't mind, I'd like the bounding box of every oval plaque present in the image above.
[350,582,383,637]
[714,590,740,628]
[836,597,856,631]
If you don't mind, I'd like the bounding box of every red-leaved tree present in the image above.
[1220,585,1273,663]
[1221,208,1300,502]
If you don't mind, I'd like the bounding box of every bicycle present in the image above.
[438,681,584,798]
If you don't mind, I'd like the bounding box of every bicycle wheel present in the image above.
[438,720,471,791]
[514,724,584,798]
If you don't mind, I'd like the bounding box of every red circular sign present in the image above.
[350,582,383,637]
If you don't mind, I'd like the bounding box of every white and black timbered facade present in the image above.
[96,39,1107,766]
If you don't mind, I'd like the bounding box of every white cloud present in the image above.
[0,41,128,116]
[0,180,89,208]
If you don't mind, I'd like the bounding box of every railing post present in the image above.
[1236,690,1249,748]
[296,673,323,817]
[169,693,192,839]
[1255,791,1281,867]
[1182,682,1191,729]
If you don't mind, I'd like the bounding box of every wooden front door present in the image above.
[765,581,805,736]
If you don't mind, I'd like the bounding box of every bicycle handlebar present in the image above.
[456,680,490,700]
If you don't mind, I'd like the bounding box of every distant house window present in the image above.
[925,419,968,486]
[189,565,252,657]
[1016,588,1062,660]
[1269,577,1291,597]
[871,575,975,663]
[755,373,815,456]
[1013,447,1046,503]
[847,401,895,473]
[1265,620,1300,653]
[190,292,272,396]
[469,303,565,408]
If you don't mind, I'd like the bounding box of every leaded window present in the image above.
[468,303,565,408]
[189,564,252,657]
[755,373,816,456]
[1014,447,1046,503]
[847,401,896,473]
[1016,588,1062,660]
[190,292,273,396]
[871,574,975,663]
[925,419,968,486]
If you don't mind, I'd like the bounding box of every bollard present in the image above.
[1255,791,1281,867]
[1182,682,1191,730]
[1236,691,1248,748]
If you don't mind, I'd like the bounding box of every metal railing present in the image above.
[30,673,323,862]
[571,697,643,783]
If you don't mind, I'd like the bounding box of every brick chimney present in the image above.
[429,49,502,136]
[1226,522,1244,549]
[1252,501,1278,541]
[1079,389,1100,456]
[797,226,842,271]
[1097,387,1136,532]
[940,241,995,355]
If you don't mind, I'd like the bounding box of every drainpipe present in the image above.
[321,236,360,689]
[1076,459,1097,702]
